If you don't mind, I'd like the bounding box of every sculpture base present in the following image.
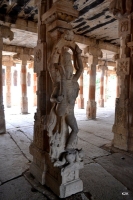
[30,144,83,198]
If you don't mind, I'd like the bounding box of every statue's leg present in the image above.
[65,114,78,148]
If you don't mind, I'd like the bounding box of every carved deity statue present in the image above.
[47,43,83,165]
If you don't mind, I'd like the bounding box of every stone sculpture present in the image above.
[47,31,83,167]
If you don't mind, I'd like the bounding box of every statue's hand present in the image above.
[57,95,64,103]
[75,44,82,55]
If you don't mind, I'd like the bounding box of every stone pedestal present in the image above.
[30,0,84,198]
[85,47,102,119]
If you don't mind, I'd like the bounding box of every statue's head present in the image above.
[62,49,73,80]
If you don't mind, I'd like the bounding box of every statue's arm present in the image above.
[74,45,83,81]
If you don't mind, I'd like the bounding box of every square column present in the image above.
[85,47,102,119]
[0,26,13,134]
[110,2,133,151]
[29,0,84,198]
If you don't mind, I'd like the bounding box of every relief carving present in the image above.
[47,31,84,168]
[35,49,42,63]
[117,58,130,76]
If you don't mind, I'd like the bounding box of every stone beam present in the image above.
[2,44,34,55]
[0,19,37,33]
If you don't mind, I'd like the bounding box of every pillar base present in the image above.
[6,94,11,108]
[86,100,97,119]
[0,104,6,134]
[77,98,84,109]
[21,97,28,114]
[30,144,83,198]
[99,99,104,107]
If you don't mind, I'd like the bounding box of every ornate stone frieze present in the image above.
[42,0,78,24]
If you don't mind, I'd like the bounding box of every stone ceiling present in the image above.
[0,0,119,60]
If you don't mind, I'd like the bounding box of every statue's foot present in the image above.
[66,132,77,149]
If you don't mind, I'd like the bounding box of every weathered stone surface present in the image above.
[78,130,111,147]
[0,177,47,200]
[78,138,110,159]
[96,153,133,193]
[8,129,33,161]
[80,163,133,200]
[0,133,29,183]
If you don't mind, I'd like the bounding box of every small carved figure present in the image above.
[47,44,83,158]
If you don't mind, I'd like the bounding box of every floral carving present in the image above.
[117,58,130,76]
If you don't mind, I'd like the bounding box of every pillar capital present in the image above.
[13,53,33,65]
[84,46,103,58]
[2,55,14,67]
[109,0,133,19]
[0,25,14,41]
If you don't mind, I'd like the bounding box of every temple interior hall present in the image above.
[0,0,133,200]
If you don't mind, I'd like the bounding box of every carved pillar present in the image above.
[104,69,109,102]
[110,1,133,151]
[85,47,102,119]
[0,26,13,134]
[29,0,84,198]
[77,72,84,109]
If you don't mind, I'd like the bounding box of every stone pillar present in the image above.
[2,56,14,108]
[6,65,12,108]
[33,72,37,107]
[116,75,120,98]
[110,1,133,151]
[13,53,33,114]
[85,47,102,119]
[20,57,28,114]
[104,69,109,102]
[29,0,84,198]
[0,26,13,134]
[77,72,84,109]
[98,65,107,107]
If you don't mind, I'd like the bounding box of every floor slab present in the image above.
[0,133,29,183]
[95,153,133,193]
[0,176,47,200]
[80,163,133,200]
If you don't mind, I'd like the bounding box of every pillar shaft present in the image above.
[33,73,37,107]
[85,48,102,119]
[21,60,28,114]
[6,65,12,108]
[0,37,6,134]
[116,75,120,98]
[99,66,105,107]
[77,73,84,109]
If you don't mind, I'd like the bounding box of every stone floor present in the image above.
[0,105,133,200]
